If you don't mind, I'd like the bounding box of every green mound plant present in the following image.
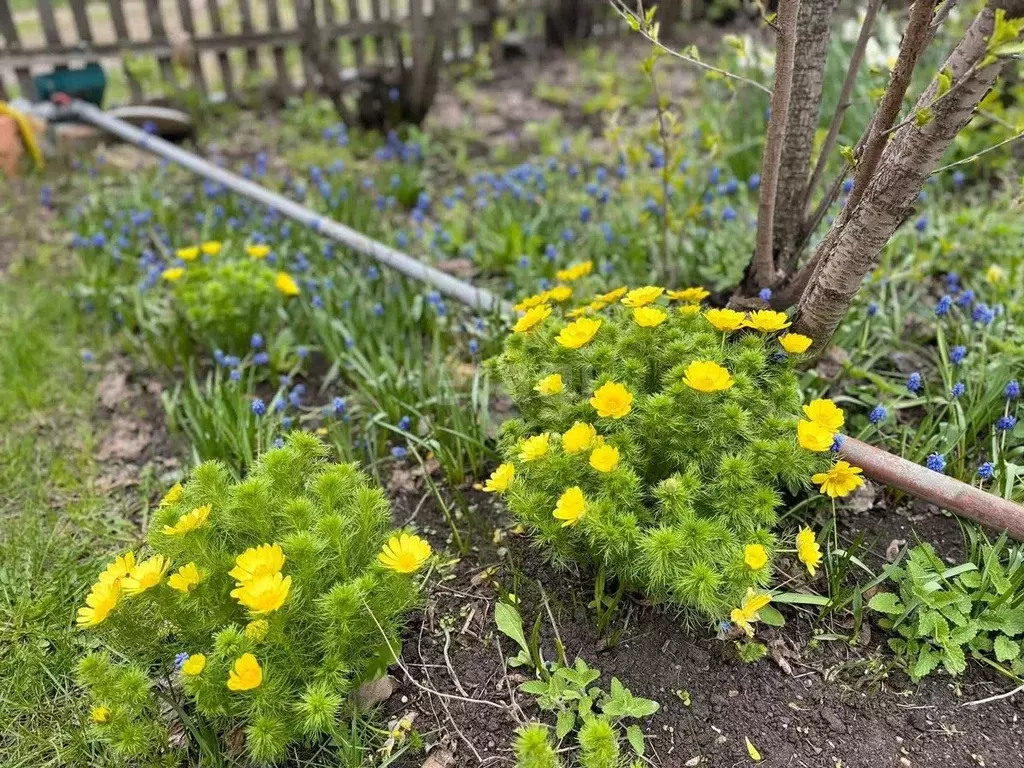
[75,433,431,763]
[488,285,833,619]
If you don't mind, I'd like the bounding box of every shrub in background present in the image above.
[75,433,430,763]
[489,286,830,619]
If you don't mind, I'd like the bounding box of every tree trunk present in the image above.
[793,0,1024,347]
[772,0,839,262]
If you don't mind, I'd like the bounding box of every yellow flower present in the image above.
[589,444,620,473]
[76,580,120,628]
[162,267,185,282]
[90,706,111,723]
[556,317,602,349]
[547,285,573,303]
[483,462,515,493]
[377,533,432,573]
[275,272,300,297]
[704,307,746,332]
[588,299,608,312]
[986,265,1007,284]
[730,589,772,636]
[97,551,136,586]
[746,310,791,332]
[246,244,270,259]
[162,504,211,536]
[514,291,549,312]
[181,653,206,676]
[227,653,263,691]
[513,304,552,333]
[633,307,667,328]
[566,306,589,319]
[678,304,701,317]
[535,374,564,395]
[562,422,597,454]
[176,246,200,261]
[621,286,664,307]
[803,399,845,432]
[796,528,822,576]
[556,261,594,282]
[159,483,183,507]
[667,287,709,303]
[230,571,292,614]
[682,360,734,393]
[200,241,222,256]
[230,543,286,584]
[812,461,865,498]
[121,555,169,596]
[797,420,834,452]
[590,382,633,419]
[168,562,202,593]
[779,333,812,354]
[519,433,551,462]
[744,544,768,570]
[244,619,269,642]
[553,487,587,527]
[595,287,628,303]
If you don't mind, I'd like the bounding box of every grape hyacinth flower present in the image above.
[950,345,967,365]
[251,333,264,349]
[925,453,946,473]
[252,398,266,417]
[956,289,975,308]
[391,446,408,459]
[907,372,923,395]
[996,416,1017,431]
[867,302,879,318]
[332,397,346,417]
[868,405,887,424]
[934,296,952,316]
[951,382,965,398]
[398,416,412,431]
[978,462,995,481]
[1005,380,1020,400]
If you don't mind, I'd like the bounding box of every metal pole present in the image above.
[65,99,512,316]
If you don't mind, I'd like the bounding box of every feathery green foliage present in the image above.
[489,290,828,618]
[75,433,428,763]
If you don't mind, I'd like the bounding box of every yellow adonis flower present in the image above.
[621,285,665,307]
[535,374,564,395]
[803,398,845,432]
[98,551,136,586]
[812,461,865,498]
[589,444,620,473]
[483,462,515,493]
[514,291,550,312]
[162,267,185,282]
[230,543,286,584]
[678,304,701,318]
[796,528,822,576]
[159,483,183,507]
[667,286,710,303]
[275,272,300,297]
[566,306,589,319]
[167,562,202,593]
[246,244,270,259]
[562,422,598,454]
[556,261,594,282]
[744,544,768,570]
[91,706,111,723]
[986,264,1007,284]
[162,504,211,536]
[121,555,170,596]
[181,653,206,676]
[519,433,551,462]
[779,333,812,354]
[547,285,573,303]
[513,304,552,333]
[377,532,432,574]
[590,381,634,419]
[704,307,746,332]
[746,309,792,333]
[556,317,602,349]
[244,619,269,642]
[76,580,121,628]
[200,241,222,256]
[730,589,772,636]
[553,487,587,527]
[797,420,834,452]
[227,653,263,691]
[230,571,292,614]
[633,307,667,328]
[682,360,734,393]
[595,287,628,303]
[176,246,200,261]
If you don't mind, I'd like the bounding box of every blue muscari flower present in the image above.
[545,243,557,261]
[972,303,995,325]
[702,191,714,204]
[273,437,285,449]
[252,398,266,416]
[934,295,952,316]
[956,289,975,307]
[224,355,241,368]
[747,173,760,190]
[722,206,737,222]
[842,179,854,194]
[175,652,189,669]
[81,349,95,363]
[617,162,628,179]
[996,415,1017,431]
[758,288,772,302]
[951,382,965,398]
[388,87,400,102]
[373,302,385,316]
[91,232,107,247]
[254,352,270,366]
[230,368,242,382]
[367,266,380,280]
[468,339,480,355]
[978,461,995,480]
[915,216,928,232]
[517,255,530,269]
[918,190,927,202]
[950,345,967,364]
[312,295,324,309]
[251,333,264,350]
[601,222,613,243]
[281,416,293,429]
[40,186,52,208]
[1005,380,1020,399]
[708,167,721,184]
[562,227,574,242]
[398,416,412,431]
[596,166,607,183]
[952,170,966,188]
[725,178,739,195]
[907,372,923,394]
[297,346,309,360]
[925,453,946,472]
[830,434,844,453]
[868,405,887,424]
[539,278,551,291]
[579,206,591,224]
[289,385,305,408]
[332,397,346,416]
[945,272,960,291]
[391,446,408,459]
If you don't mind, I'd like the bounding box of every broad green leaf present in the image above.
[556,708,576,740]
[868,592,904,615]
[994,634,1020,662]
[759,606,785,627]
[626,724,645,757]
[911,648,942,681]
[943,644,967,676]
[495,602,531,657]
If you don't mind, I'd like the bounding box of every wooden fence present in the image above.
[0,0,645,105]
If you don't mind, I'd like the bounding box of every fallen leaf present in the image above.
[745,736,762,762]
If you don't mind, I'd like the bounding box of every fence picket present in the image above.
[176,0,209,95]
[0,0,35,98]
[263,0,293,96]
[105,0,144,102]
[205,0,236,100]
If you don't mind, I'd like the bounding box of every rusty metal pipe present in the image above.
[838,436,1024,540]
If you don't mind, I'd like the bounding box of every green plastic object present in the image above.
[33,63,107,106]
